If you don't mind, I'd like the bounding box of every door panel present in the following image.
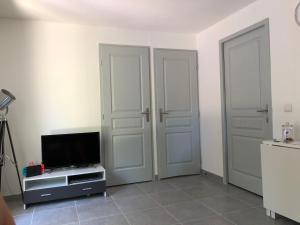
[111,56,142,112]
[228,40,261,109]
[223,23,272,195]
[155,49,201,179]
[100,45,152,186]
[164,59,191,111]
[166,132,193,164]
[112,134,144,169]
[165,117,191,128]
[112,118,143,129]
[231,135,262,177]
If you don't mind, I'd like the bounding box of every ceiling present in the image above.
[0,0,257,33]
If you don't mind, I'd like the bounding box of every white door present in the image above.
[222,22,272,195]
[100,45,153,186]
[154,49,201,179]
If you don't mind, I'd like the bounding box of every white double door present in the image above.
[100,45,200,186]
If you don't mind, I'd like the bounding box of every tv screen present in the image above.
[42,132,100,169]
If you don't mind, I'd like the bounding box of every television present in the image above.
[41,132,100,169]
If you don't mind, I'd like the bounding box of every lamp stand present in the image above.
[0,114,24,201]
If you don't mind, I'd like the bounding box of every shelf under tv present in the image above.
[23,164,106,209]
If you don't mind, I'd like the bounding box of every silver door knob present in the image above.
[256,104,269,123]
[141,108,150,122]
[159,108,168,122]
[256,109,268,113]
[256,104,269,113]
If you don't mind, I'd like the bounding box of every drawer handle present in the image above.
[82,187,92,191]
[41,193,52,197]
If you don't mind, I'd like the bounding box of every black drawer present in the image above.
[24,186,71,204]
[24,180,106,205]
[68,181,106,196]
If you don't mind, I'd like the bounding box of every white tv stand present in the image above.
[23,164,106,209]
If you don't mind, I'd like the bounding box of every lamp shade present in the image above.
[0,89,16,111]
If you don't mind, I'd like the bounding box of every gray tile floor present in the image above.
[7,175,300,225]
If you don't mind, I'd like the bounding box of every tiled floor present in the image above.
[7,175,300,225]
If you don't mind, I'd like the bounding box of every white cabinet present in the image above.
[23,165,106,208]
[261,141,300,222]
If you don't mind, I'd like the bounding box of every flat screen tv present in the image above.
[41,132,100,169]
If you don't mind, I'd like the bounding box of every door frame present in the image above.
[153,48,201,179]
[219,19,272,185]
[98,43,155,182]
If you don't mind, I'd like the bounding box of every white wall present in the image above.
[197,0,300,176]
[0,19,197,195]
[4,0,299,195]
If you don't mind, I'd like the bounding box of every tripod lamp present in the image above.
[0,89,24,200]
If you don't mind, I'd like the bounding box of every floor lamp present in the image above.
[0,89,24,200]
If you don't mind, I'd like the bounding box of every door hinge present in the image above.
[102,114,104,120]
[196,64,198,72]
[100,60,103,66]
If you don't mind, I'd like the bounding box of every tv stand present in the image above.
[23,164,106,209]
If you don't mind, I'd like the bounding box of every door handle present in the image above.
[41,193,52,197]
[256,104,269,123]
[82,187,92,191]
[159,108,169,123]
[141,108,150,122]
[256,104,269,113]
[256,104,268,113]
[257,109,268,113]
